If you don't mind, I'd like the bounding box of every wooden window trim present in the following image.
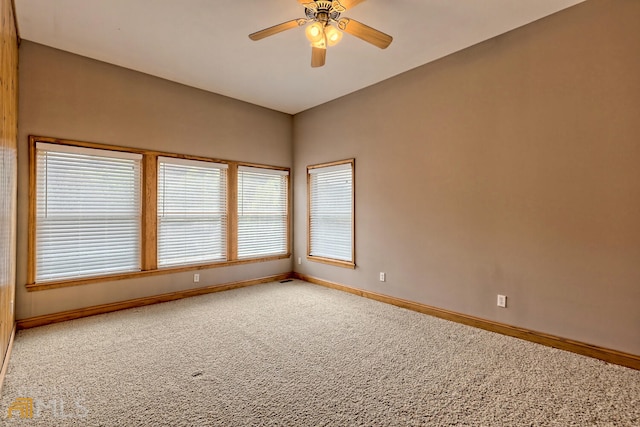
[25,255,290,292]
[141,154,158,271]
[306,256,356,269]
[27,135,291,292]
[306,158,356,269]
[227,162,239,262]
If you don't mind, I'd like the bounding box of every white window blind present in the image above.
[35,142,142,282]
[238,166,289,259]
[308,162,354,263]
[157,157,228,267]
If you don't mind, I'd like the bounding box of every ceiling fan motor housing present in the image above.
[305,1,343,23]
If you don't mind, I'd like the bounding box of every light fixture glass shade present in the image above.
[311,33,327,49]
[324,25,343,47]
[305,22,325,44]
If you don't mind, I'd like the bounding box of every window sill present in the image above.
[26,254,291,292]
[306,256,356,269]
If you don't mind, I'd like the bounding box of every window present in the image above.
[29,136,291,290]
[237,166,289,259]
[157,157,227,267]
[307,159,355,268]
[35,143,142,282]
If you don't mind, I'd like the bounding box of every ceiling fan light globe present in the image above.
[325,25,343,46]
[305,22,325,43]
[310,39,327,49]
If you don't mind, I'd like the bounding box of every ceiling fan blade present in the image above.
[337,0,368,10]
[298,0,318,9]
[311,47,326,68]
[338,18,392,49]
[249,19,306,41]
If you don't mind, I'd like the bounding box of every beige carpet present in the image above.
[1,280,639,426]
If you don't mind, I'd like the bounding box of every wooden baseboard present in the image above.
[17,273,293,330]
[0,323,17,397]
[293,273,640,371]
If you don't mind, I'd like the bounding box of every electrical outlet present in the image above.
[297,257,302,265]
[379,272,386,282]
[497,294,507,308]
[194,273,200,283]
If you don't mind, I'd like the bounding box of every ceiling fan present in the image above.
[249,0,393,68]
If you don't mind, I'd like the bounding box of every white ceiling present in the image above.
[15,0,585,114]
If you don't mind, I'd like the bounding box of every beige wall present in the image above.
[293,0,640,355]
[17,42,293,319]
